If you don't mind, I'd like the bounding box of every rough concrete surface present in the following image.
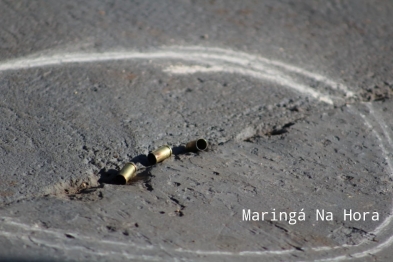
[0,0,393,261]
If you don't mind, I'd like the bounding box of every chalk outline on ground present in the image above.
[0,46,391,261]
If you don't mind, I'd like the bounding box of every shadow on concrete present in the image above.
[171,145,187,156]
[129,167,153,185]
[130,154,150,167]
[97,168,119,184]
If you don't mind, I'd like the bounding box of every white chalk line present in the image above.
[0,46,391,260]
[28,239,165,262]
[0,218,338,258]
[366,103,393,176]
[0,215,379,260]
[165,46,354,96]
[163,46,355,97]
[356,104,393,236]
[0,50,332,103]
[318,104,393,261]
[314,234,393,262]
[0,128,391,261]
[164,63,336,104]
[164,61,341,105]
[0,219,166,261]
[0,219,153,250]
[0,47,354,104]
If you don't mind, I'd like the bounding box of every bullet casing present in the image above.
[148,145,172,164]
[185,138,208,152]
[116,162,137,185]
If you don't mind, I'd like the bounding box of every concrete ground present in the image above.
[0,0,393,261]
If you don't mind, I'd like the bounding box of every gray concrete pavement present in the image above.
[0,1,393,261]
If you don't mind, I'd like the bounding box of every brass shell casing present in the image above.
[116,162,137,185]
[148,145,172,165]
[185,138,208,152]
